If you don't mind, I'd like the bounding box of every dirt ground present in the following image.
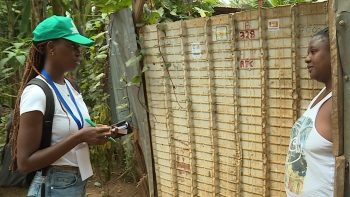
[0,171,138,197]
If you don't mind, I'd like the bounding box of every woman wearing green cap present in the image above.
[9,15,114,197]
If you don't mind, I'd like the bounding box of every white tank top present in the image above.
[284,87,334,197]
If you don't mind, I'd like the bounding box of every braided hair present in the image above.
[9,42,48,171]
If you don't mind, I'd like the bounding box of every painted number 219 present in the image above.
[239,30,255,39]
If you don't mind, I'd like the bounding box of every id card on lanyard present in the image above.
[42,69,93,180]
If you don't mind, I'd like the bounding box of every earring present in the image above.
[51,51,54,56]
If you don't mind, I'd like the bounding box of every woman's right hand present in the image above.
[75,126,111,146]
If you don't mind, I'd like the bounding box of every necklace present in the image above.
[56,83,70,97]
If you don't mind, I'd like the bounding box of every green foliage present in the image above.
[141,0,217,25]
[0,38,30,106]
[0,0,32,107]
[223,0,318,9]
[94,0,132,14]
[0,115,7,148]
[121,144,136,182]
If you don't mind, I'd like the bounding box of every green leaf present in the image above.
[101,191,107,197]
[136,23,145,27]
[165,63,172,68]
[141,66,149,73]
[101,13,108,19]
[95,73,105,80]
[120,73,126,82]
[13,42,25,49]
[93,82,101,91]
[163,0,173,9]
[202,0,218,5]
[157,53,162,58]
[0,57,10,69]
[94,182,102,187]
[16,55,26,65]
[126,55,142,67]
[100,4,116,14]
[4,51,16,59]
[170,9,177,16]
[81,83,88,89]
[135,49,141,56]
[157,22,167,30]
[157,7,164,17]
[94,37,104,46]
[117,103,128,109]
[137,37,144,45]
[125,112,133,119]
[18,0,31,37]
[96,54,107,59]
[92,31,108,40]
[148,11,161,24]
[2,67,13,74]
[194,7,208,17]
[131,75,142,84]
[98,45,109,52]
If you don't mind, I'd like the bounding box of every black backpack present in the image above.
[0,78,79,192]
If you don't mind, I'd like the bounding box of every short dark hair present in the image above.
[312,27,329,42]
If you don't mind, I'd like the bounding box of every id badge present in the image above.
[76,145,93,181]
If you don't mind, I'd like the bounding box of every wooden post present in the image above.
[257,7,269,197]
[229,14,242,196]
[329,0,350,196]
[31,0,43,26]
[132,0,146,24]
[180,20,198,196]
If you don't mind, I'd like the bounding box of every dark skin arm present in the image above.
[16,110,110,174]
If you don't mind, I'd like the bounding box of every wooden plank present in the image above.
[258,8,269,197]
[331,0,350,195]
[158,25,178,197]
[329,0,344,157]
[334,155,346,197]
[230,13,242,197]
[291,5,301,123]
[204,18,219,196]
[180,20,198,196]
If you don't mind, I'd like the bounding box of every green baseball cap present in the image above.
[33,15,94,46]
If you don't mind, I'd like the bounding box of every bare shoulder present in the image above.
[315,97,332,142]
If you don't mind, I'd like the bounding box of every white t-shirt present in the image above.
[20,75,91,167]
[284,87,334,197]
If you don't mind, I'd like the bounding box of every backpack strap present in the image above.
[65,78,80,93]
[26,78,54,150]
[26,78,55,196]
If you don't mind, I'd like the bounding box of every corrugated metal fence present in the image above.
[140,2,328,196]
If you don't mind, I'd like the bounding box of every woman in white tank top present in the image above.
[284,27,334,197]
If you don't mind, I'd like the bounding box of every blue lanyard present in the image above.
[42,69,84,130]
